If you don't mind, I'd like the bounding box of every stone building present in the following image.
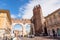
[45,8,60,36]
[0,10,12,37]
[11,19,32,37]
[31,5,60,36]
[31,5,44,36]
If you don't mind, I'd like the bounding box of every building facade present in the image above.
[0,10,12,37]
[45,8,60,36]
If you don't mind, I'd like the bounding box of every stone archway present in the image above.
[12,23,23,32]
[25,24,31,35]
[12,23,35,37]
[13,24,23,36]
[12,23,27,37]
[11,19,32,37]
[25,23,35,35]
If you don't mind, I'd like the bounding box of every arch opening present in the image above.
[25,24,31,35]
[13,24,22,31]
[13,24,23,37]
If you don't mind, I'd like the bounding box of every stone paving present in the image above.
[0,37,59,40]
[21,37,58,40]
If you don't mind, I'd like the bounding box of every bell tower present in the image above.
[33,5,43,36]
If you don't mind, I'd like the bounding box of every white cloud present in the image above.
[19,0,60,19]
[41,0,60,16]
[11,15,16,18]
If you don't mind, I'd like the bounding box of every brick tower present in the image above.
[32,5,43,36]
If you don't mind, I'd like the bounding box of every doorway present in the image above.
[57,28,60,36]
[44,27,48,36]
[52,29,56,36]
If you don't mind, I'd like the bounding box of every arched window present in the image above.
[14,24,22,31]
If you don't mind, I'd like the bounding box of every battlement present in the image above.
[33,5,41,14]
[33,5,41,10]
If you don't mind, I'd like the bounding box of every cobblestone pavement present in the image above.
[0,37,3,40]
[21,37,58,40]
[0,37,58,40]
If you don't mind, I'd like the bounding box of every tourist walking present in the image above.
[13,37,21,40]
[3,36,7,40]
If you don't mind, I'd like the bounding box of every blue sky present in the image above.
[0,0,29,18]
[14,24,22,31]
[0,0,60,19]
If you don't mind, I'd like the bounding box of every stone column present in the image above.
[22,25,26,37]
[30,23,35,35]
[22,25,23,37]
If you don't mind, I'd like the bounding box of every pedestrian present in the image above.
[13,37,21,40]
[11,37,13,40]
[3,36,7,40]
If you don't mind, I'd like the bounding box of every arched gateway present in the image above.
[11,19,35,37]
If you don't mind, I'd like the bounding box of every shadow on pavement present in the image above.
[39,36,60,40]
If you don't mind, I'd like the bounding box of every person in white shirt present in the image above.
[13,37,17,40]
[13,37,21,40]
